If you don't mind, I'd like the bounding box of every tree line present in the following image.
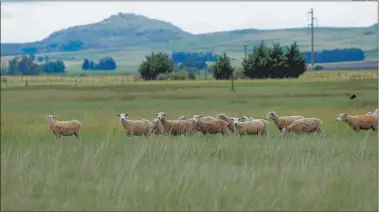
[138,41,307,80]
[2,55,65,76]
[171,52,218,63]
[82,57,116,70]
[303,48,365,63]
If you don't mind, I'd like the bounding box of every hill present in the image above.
[1,13,192,56]
[1,12,377,60]
[150,23,378,52]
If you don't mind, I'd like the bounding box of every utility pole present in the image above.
[229,52,235,92]
[308,8,317,70]
[243,44,248,59]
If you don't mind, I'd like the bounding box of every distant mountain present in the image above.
[153,23,378,53]
[1,12,192,56]
[1,12,377,56]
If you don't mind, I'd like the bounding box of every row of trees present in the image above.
[3,55,65,75]
[303,48,365,63]
[82,57,117,70]
[138,41,307,80]
[171,52,218,63]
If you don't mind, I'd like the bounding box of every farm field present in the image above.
[1,71,378,210]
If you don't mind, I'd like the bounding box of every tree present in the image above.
[97,57,116,70]
[268,43,288,78]
[212,52,234,80]
[138,52,173,80]
[284,42,307,78]
[1,61,8,75]
[89,61,95,70]
[37,56,44,63]
[17,55,40,75]
[8,57,20,75]
[82,59,89,70]
[40,60,66,74]
[242,41,270,79]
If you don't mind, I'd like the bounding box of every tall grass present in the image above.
[1,76,377,210]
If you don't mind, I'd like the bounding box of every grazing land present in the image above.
[1,71,378,211]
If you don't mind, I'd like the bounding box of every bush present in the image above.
[188,71,196,80]
[314,65,324,71]
[171,70,189,80]
[157,73,170,81]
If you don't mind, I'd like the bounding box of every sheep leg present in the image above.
[74,132,81,139]
[317,129,326,137]
[221,130,228,136]
[372,125,378,131]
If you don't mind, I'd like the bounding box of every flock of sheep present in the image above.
[45,109,378,139]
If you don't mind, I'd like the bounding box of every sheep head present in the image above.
[178,115,187,120]
[240,116,252,122]
[193,115,203,123]
[265,111,277,120]
[336,113,348,122]
[156,112,167,121]
[151,119,160,127]
[232,118,240,128]
[117,113,128,122]
[46,114,59,120]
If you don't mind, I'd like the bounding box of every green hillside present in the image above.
[152,24,378,52]
[1,11,377,57]
[1,13,192,56]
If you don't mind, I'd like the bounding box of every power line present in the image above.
[308,8,317,70]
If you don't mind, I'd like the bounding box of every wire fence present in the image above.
[1,71,378,88]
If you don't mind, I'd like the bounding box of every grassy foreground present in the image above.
[1,75,378,210]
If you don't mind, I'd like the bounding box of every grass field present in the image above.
[1,71,378,210]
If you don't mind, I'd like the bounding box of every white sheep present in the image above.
[193,115,229,135]
[265,111,304,132]
[232,118,266,136]
[117,113,153,137]
[217,114,239,132]
[157,112,196,136]
[45,114,82,139]
[280,118,326,137]
[336,113,377,132]
[151,118,164,135]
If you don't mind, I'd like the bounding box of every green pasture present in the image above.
[1,75,378,210]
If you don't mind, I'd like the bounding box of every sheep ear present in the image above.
[125,113,128,116]
[117,114,120,116]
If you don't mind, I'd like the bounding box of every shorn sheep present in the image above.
[117,113,153,137]
[46,114,82,139]
[151,118,164,135]
[232,118,267,136]
[280,118,326,137]
[193,115,229,135]
[336,113,377,132]
[265,111,305,131]
[157,112,196,136]
[217,114,238,132]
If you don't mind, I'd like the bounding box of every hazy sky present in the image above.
[1,1,377,43]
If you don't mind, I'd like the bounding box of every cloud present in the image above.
[1,2,377,43]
